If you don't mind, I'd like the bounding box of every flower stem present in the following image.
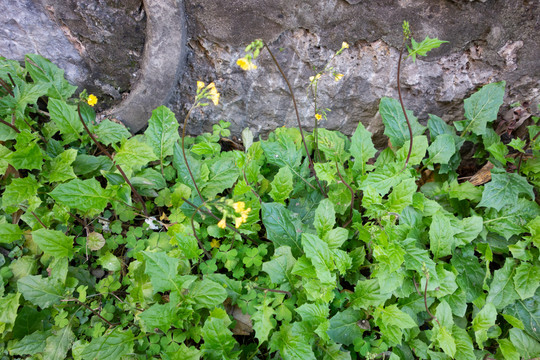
[181,105,204,202]
[397,46,414,171]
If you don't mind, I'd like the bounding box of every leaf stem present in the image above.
[397,46,414,171]
[61,298,118,327]
[335,161,355,227]
[190,200,213,260]
[181,105,204,202]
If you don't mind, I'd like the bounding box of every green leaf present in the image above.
[261,202,303,257]
[269,166,294,204]
[25,54,76,100]
[269,323,316,360]
[47,148,77,182]
[114,136,158,171]
[436,326,456,358]
[97,252,121,272]
[43,325,75,360]
[327,308,364,346]
[6,141,43,170]
[201,308,239,360]
[0,144,11,175]
[201,155,239,199]
[314,199,336,239]
[386,178,416,214]
[321,342,351,360]
[252,297,276,343]
[373,304,417,345]
[80,329,135,360]
[454,215,483,245]
[396,135,429,166]
[301,233,335,284]
[94,119,131,146]
[452,248,485,302]
[509,328,540,359]
[138,302,176,333]
[188,279,227,309]
[0,223,24,243]
[17,275,64,308]
[142,251,179,294]
[452,325,475,360]
[478,167,534,211]
[502,313,524,330]
[429,212,455,258]
[145,105,180,162]
[0,293,20,334]
[50,178,110,215]
[407,36,448,62]
[448,181,482,202]
[32,228,74,259]
[484,199,540,240]
[10,330,50,356]
[318,129,349,162]
[350,122,376,174]
[428,114,456,140]
[513,262,540,300]
[165,343,202,360]
[47,98,83,143]
[349,278,392,310]
[359,162,410,196]
[425,134,455,167]
[497,338,520,360]
[460,81,506,136]
[262,246,296,285]
[379,97,426,148]
[486,258,520,310]
[472,303,497,348]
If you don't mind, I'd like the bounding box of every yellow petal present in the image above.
[197,81,205,90]
[315,113,322,120]
[217,218,227,229]
[342,42,349,49]
[87,94,98,107]
[233,201,246,213]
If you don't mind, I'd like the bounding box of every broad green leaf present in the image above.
[514,262,540,300]
[315,162,337,183]
[321,342,351,360]
[6,141,43,170]
[201,308,239,360]
[114,136,158,171]
[502,313,524,330]
[269,166,293,204]
[472,303,497,348]
[0,293,20,334]
[145,105,180,162]
[386,178,416,214]
[425,134,455,168]
[429,212,455,258]
[314,199,335,239]
[452,325,475,360]
[50,178,110,215]
[80,329,135,360]
[173,142,203,192]
[435,300,454,329]
[261,202,303,257]
[17,275,64,308]
[47,148,77,182]
[0,223,24,243]
[0,144,11,175]
[252,297,276,343]
[188,279,227,309]
[324,227,348,249]
[459,81,505,136]
[262,246,296,285]
[497,339,520,360]
[32,228,74,259]
[350,122,376,174]
[269,323,316,360]
[138,302,176,333]
[454,215,483,245]
[407,36,448,62]
[171,229,200,260]
[296,303,329,328]
[201,155,239,199]
[25,54,77,100]
[96,252,121,272]
[486,258,519,310]
[165,343,202,360]
[318,129,349,162]
[47,98,82,143]
[487,141,508,165]
[9,330,50,356]
[379,97,426,148]
[396,135,429,166]
[402,238,439,288]
[428,114,456,140]
[436,326,456,358]
[359,162,410,196]
[142,251,179,294]
[72,154,113,176]
[452,248,485,302]
[374,304,417,345]
[261,136,302,169]
[301,233,334,284]
[448,180,482,202]
[509,328,540,359]
[478,167,534,211]
[43,325,75,360]
[328,183,352,215]
[484,199,540,239]
[94,119,131,146]
[327,308,364,346]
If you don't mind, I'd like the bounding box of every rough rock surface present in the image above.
[1,0,539,143]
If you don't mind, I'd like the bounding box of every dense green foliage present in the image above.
[0,40,539,359]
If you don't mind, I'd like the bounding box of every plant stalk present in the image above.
[397,46,414,170]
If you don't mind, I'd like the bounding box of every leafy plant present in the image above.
[0,21,539,360]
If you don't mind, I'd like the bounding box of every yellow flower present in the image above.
[217,218,227,229]
[233,201,246,213]
[315,113,322,121]
[234,207,251,228]
[334,73,344,82]
[197,81,205,90]
[87,94,98,107]
[237,57,257,71]
[207,82,220,105]
[342,42,349,49]
[210,239,220,248]
[235,217,243,229]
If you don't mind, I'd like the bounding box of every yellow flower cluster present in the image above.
[315,113,322,121]
[342,42,349,49]
[334,73,344,82]
[236,57,257,71]
[196,81,220,105]
[233,201,251,228]
[87,94,98,107]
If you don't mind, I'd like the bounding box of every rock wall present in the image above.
[1,0,539,144]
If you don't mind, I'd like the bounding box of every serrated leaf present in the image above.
[145,105,180,162]
[472,303,497,348]
[429,212,455,258]
[359,162,410,196]
[261,202,303,257]
[478,167,534,211]
[188,279,227,309]
[314,199,335,239]
[262,246,296,285]
[350,122,376,174]
[454,215,483,245]
[301,233,334,284]
[484,199,540,239]
[138,302,176,333]
[32,228,74,259]
[80,329,135,360]
[318,129,349,162]
[17,275,64,308]
[269,166,293,204]
[10,330,50,356]
[6,141,43,170]
[436,326,456,358]
[142,251,179,294]
[114,136,158,171]
[201,308,239,360]
[327,308,364,346]
[94,119,131,146]
[25,54,77,100]
[452,325,475,360]
[460,81,505,136]
[513,262,540,300]
[0,223,24,243]
[47,148,77,182]
[396,135,429,166]
[509,328,540,359]
[407,36,448,62]
[269,323,316,360]
[43,325,75,360]
[425,134,455,167]
[50,178,110,215]
[374,304,417,345]
[0,293,20,334]
[349,279,391,310]
[47,98,83,143]
[486,258,520,310]
[497,338,520,360]
[428,114,456,140]
[386,178,416,214]
[448,181,482,202]
[201,155,239,199]
[252,297,276,343]
[379,97,426,148]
